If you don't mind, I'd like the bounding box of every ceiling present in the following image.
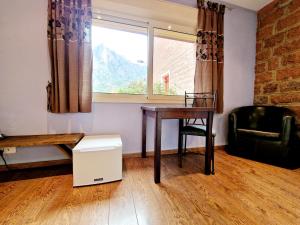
[221,0,274,11]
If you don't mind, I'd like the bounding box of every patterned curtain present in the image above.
[194,0,225,113]
[47,0,92,113]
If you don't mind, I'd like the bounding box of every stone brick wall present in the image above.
[254,0,300,122]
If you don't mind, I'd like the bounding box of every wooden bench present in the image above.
[0,133,84,171]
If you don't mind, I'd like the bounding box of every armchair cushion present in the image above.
[237,128,280,139]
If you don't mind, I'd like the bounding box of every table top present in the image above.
[0,133,84,148]
[141,105,215,112]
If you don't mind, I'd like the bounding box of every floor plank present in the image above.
[0,151,300,225]
[108,161,138,225]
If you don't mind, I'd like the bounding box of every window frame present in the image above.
[92,12,196,104]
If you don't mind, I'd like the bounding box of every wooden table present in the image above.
[141,105,214,183]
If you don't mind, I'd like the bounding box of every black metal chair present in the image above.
[178,92,216,174]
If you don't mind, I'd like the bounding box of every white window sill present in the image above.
[92,93,185,104]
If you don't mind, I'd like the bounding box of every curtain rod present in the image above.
[201,0,234,11]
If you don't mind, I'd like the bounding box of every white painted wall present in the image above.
[0,0,256,164]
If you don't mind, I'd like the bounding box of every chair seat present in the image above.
[237,128,280,139]
[180,125,216,137]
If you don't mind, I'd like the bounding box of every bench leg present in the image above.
[56,144,73,157]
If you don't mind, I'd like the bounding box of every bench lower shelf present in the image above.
[0,159,72,172]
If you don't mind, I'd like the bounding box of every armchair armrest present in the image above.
[229,112,237,131]
[228,112,238,151]
[281,116,295,145]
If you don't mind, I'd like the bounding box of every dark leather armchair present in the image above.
[228,106,298,165]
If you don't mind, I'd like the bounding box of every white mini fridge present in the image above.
[72,135,122,187]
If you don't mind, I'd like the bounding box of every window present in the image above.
[92,15,196,103]
[92,20,148,95]
[153,29,196,96]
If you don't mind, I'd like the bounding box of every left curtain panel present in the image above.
[47,0,92,113]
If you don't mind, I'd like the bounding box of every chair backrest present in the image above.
[185,92,216,108]
[184,92,216,126]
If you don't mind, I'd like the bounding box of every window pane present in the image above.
[92,21,148,94]
[153,29,196,96]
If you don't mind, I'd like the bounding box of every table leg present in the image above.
[205,111,213,175]
[142,109,147,158]
[154,113,162,183]
[178,119,183,168]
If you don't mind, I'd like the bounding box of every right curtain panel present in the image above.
[194,0,225,113]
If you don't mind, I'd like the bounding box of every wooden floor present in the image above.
[0,150,300,225]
